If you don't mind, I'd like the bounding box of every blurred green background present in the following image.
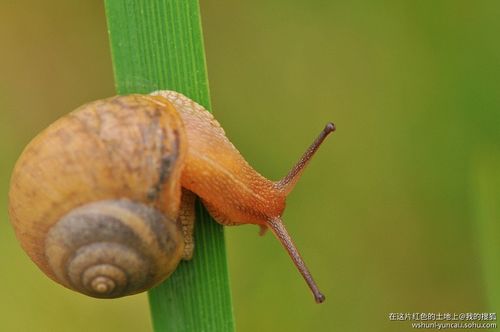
[1,1,499,331]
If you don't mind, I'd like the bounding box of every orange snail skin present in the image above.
[8,90,334,302]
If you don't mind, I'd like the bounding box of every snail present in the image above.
[8,90,334,303]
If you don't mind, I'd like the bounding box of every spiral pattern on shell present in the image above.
[8,94,188,298]
[44,199,183,298]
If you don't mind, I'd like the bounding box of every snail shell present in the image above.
[9,95,187,298]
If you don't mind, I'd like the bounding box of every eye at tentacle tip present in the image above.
[315,292,326,304]
[325,122,335,133]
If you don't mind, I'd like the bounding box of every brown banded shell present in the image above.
[8,95,187,298]
[45,199,184,297]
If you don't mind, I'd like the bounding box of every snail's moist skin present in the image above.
[150,91,287,229]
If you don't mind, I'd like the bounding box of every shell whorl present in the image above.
[44,199,184,298]
[8,94,188,298]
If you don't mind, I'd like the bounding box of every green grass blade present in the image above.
[472,153,500,311]
[104,1,235,331]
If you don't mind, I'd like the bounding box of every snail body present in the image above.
[8,91,334,302]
